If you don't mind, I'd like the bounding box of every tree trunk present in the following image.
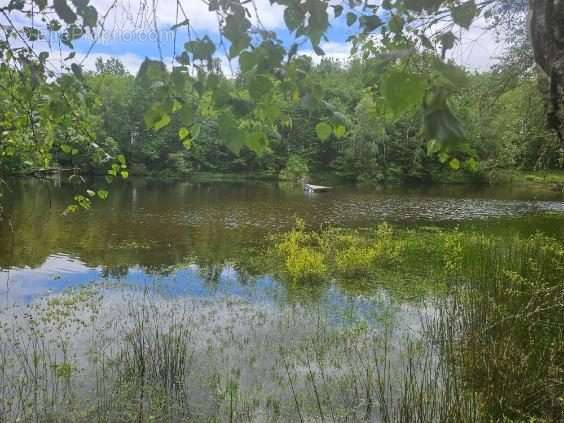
[529,0,564,143]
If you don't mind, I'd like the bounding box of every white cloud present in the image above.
[446,19,505,71]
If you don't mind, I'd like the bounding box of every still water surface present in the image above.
[1,177,564,304]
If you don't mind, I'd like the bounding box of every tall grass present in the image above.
[0,226,562,422]
[441,233,564,421]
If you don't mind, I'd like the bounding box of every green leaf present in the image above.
[33,0,47,10]
[176,51,190,66]
[334,125,346,139]
[433,59,468,88]
[284,5,304,32]
[449,158,461,170]
[381,69,427,116]
[224,13,251,57]
[346,12,357,26]
[427,139,441,155]
[315,122,332,141]
[86,189,96,197]
[61,144,72,154]
[249,74,273,100]
[388,15,403,33]
[191,124,201,140]
[423,105,466,146]
[54,0,77,24]
[144,104,171,131]
[420,34,434,49]
[120,170,129,179]
[70,63,83,79]
[465,157,479,172]
[185,36,216,61]
[8,0,25,10]
[306,0,329,46]
[439,32,457,50]
[182,139,192,150]
[359,14,382,32]
[438,151,449,163]
[244,132,267,156]
[239,51,257,72]
[313,45,325,56]
[97,190,109,200]
[332,5,343,17]
[136,59,167,83]
[154,114,171,131]
[72,0,88,9]
[451,0,477,29]
[172,99,182,113]
[179,127,190,142]
[81,5,98,28]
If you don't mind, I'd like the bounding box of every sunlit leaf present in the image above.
[315,122,332,141]
[179,127,190,141]
[97,190,109,200]
[449,158,460,170]
[334,125,347,139]
[153,114,171,131]
[465,157,479,172]
[381,69,427,116]
[438,151,449,163]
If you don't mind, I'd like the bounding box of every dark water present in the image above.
[1,177,564,304]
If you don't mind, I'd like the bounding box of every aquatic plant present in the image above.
[274,219,327,282]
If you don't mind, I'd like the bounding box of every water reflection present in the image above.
[1,177,564,304]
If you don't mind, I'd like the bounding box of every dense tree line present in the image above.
[0,0,562,193]
[1,50,558,185]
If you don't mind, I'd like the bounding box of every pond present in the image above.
[1,177,564,304]
[0,177,563,422]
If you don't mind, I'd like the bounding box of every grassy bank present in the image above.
[180,169,564,190]
[507,169,564,189]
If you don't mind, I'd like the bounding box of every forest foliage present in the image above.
[1,52,560,184]
[0,0,561,189]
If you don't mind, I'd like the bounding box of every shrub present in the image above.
[275,219,326,281]
[279,155,309,181]
[284,247,326,282]
[334,245,376,276]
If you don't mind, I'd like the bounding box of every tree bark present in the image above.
[529,0,564,143]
